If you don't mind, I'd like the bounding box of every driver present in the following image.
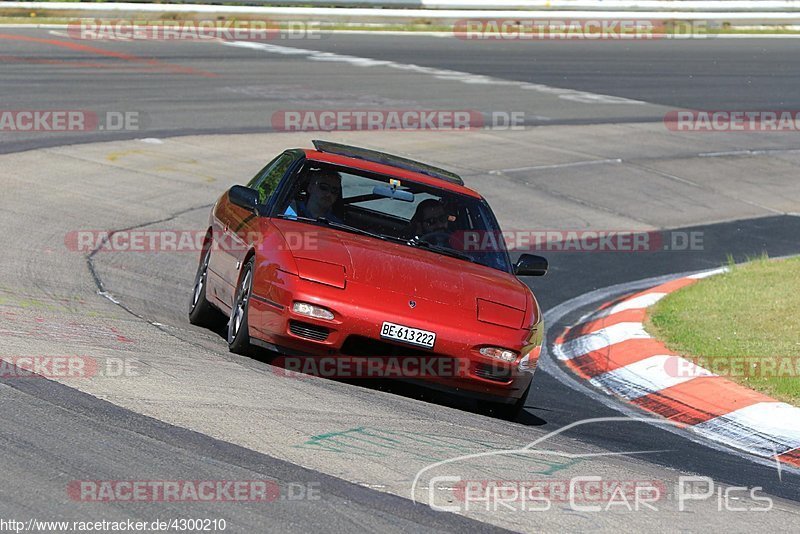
[407,199,450,240]
[284,169,343,223]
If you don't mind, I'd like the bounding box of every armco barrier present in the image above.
[11,0,800,11]
[6,3,800,27]
[6,1,800,18]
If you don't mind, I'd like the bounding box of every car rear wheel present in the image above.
[228,257,254,354]
[189,247,223,328]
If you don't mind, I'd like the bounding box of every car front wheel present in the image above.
[228,257,254,354]
[489,382,531,421]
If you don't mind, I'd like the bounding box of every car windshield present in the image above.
[273,161,512,272]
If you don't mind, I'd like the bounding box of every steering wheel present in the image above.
[419,231,451,247]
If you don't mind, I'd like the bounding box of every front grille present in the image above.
[474,363,513,383]
[340,335,432,357]
[340,335,460,377]
[289,320,330,341]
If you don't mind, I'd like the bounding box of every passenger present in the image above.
[407,199,449,240]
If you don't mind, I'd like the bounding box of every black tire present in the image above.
[227,257,254,355]
[189,247,223,328]
[490,382,531,421]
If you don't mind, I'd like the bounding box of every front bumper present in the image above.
[249,273,540,403]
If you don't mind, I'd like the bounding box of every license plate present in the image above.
[380,321,436,349]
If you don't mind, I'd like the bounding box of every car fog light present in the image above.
[292,301,334,321]
[479,347,518,363]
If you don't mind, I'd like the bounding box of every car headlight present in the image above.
[292,301,334,321]
[479,346,518,363]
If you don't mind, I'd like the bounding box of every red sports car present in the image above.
[189,141,547,417]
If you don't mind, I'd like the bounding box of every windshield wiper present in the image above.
[275,214,389,241]
[406,236,475,262]
[274,214,324,224]
[276,214,472,262]
[325,220,391,241]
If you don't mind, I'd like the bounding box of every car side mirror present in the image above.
[514,254,548,276]
[229,185,259,212]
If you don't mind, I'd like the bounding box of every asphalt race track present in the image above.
[1,28,800,532]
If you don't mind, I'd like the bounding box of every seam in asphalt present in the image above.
[85,203,216,349]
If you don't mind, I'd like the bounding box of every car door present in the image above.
[209,151,303,309]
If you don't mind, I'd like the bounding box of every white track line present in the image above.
[221,40,648,105]
[688,266,729,278]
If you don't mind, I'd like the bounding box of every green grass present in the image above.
[646,255,800,405]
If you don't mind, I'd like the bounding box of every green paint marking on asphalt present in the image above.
[0,290,101,316]
[297,427,502,456]
[296,427,584,475]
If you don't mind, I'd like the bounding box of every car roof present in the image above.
[301,149,483,199]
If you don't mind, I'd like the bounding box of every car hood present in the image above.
[273,219,527,312]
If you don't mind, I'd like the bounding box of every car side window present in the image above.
[248,153,295,204]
